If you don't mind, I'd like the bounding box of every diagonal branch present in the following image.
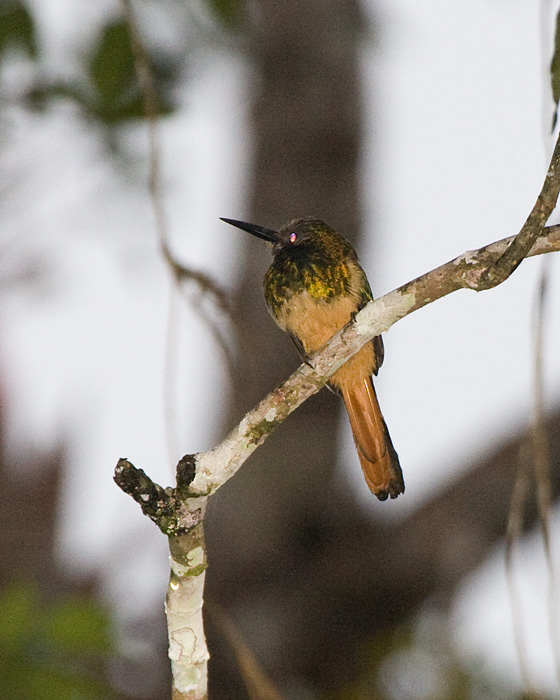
[466,131,560,290]
[187,223,560,496]
[115,221,559,699]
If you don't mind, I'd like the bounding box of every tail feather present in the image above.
[341,378,404,500]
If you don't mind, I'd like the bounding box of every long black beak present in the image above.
[220,217,278,243]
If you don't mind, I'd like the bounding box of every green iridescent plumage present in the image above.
[263,218,373,319]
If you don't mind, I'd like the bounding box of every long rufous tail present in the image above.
[341,378,404,500]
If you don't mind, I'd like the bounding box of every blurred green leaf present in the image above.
[44,597,111,654]
[3,10,179,126]
[0,1,37,60]
[550,9,560,129]
[205,0,246,27]
[89,20,136,109]
[26,665,111,700]
[0,582,38,651]
[0,581,117,700]
[86,18,175,124]
[23,82,86,113]
[3,663,112,700]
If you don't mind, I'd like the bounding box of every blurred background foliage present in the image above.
[0,2,37,60]
[1,1,559,699]
[1,1,178,125]
[0,582,116,700]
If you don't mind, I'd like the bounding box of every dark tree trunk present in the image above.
[204,3,560,698]
[206,1,367,696]
[206,0,365,578]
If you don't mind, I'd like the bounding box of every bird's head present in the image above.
[220,217,333,252]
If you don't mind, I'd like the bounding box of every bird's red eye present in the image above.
[290,232,297,243]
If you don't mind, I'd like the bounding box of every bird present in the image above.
[221,216,404,500]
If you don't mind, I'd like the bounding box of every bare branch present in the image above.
[531,262,560,685]
[471,128,560,289]
[114,203,559,699]
[187,223,560,495]
[114,458,205,535]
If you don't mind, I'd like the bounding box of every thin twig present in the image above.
[171,265,239,386]
[475,129,560,289]
[505,442,534,693]
[114,457,204,534]
[120,0,234,313]
[531,259,560,685]
[119,0,167,248]
[119,0,240,460]
[503,253,559,695]
[206,602,285,700]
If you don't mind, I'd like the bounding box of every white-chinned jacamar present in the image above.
[221,216,404,501]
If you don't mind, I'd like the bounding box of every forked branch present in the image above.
[115,2,560,694]
[115,221,560,699]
